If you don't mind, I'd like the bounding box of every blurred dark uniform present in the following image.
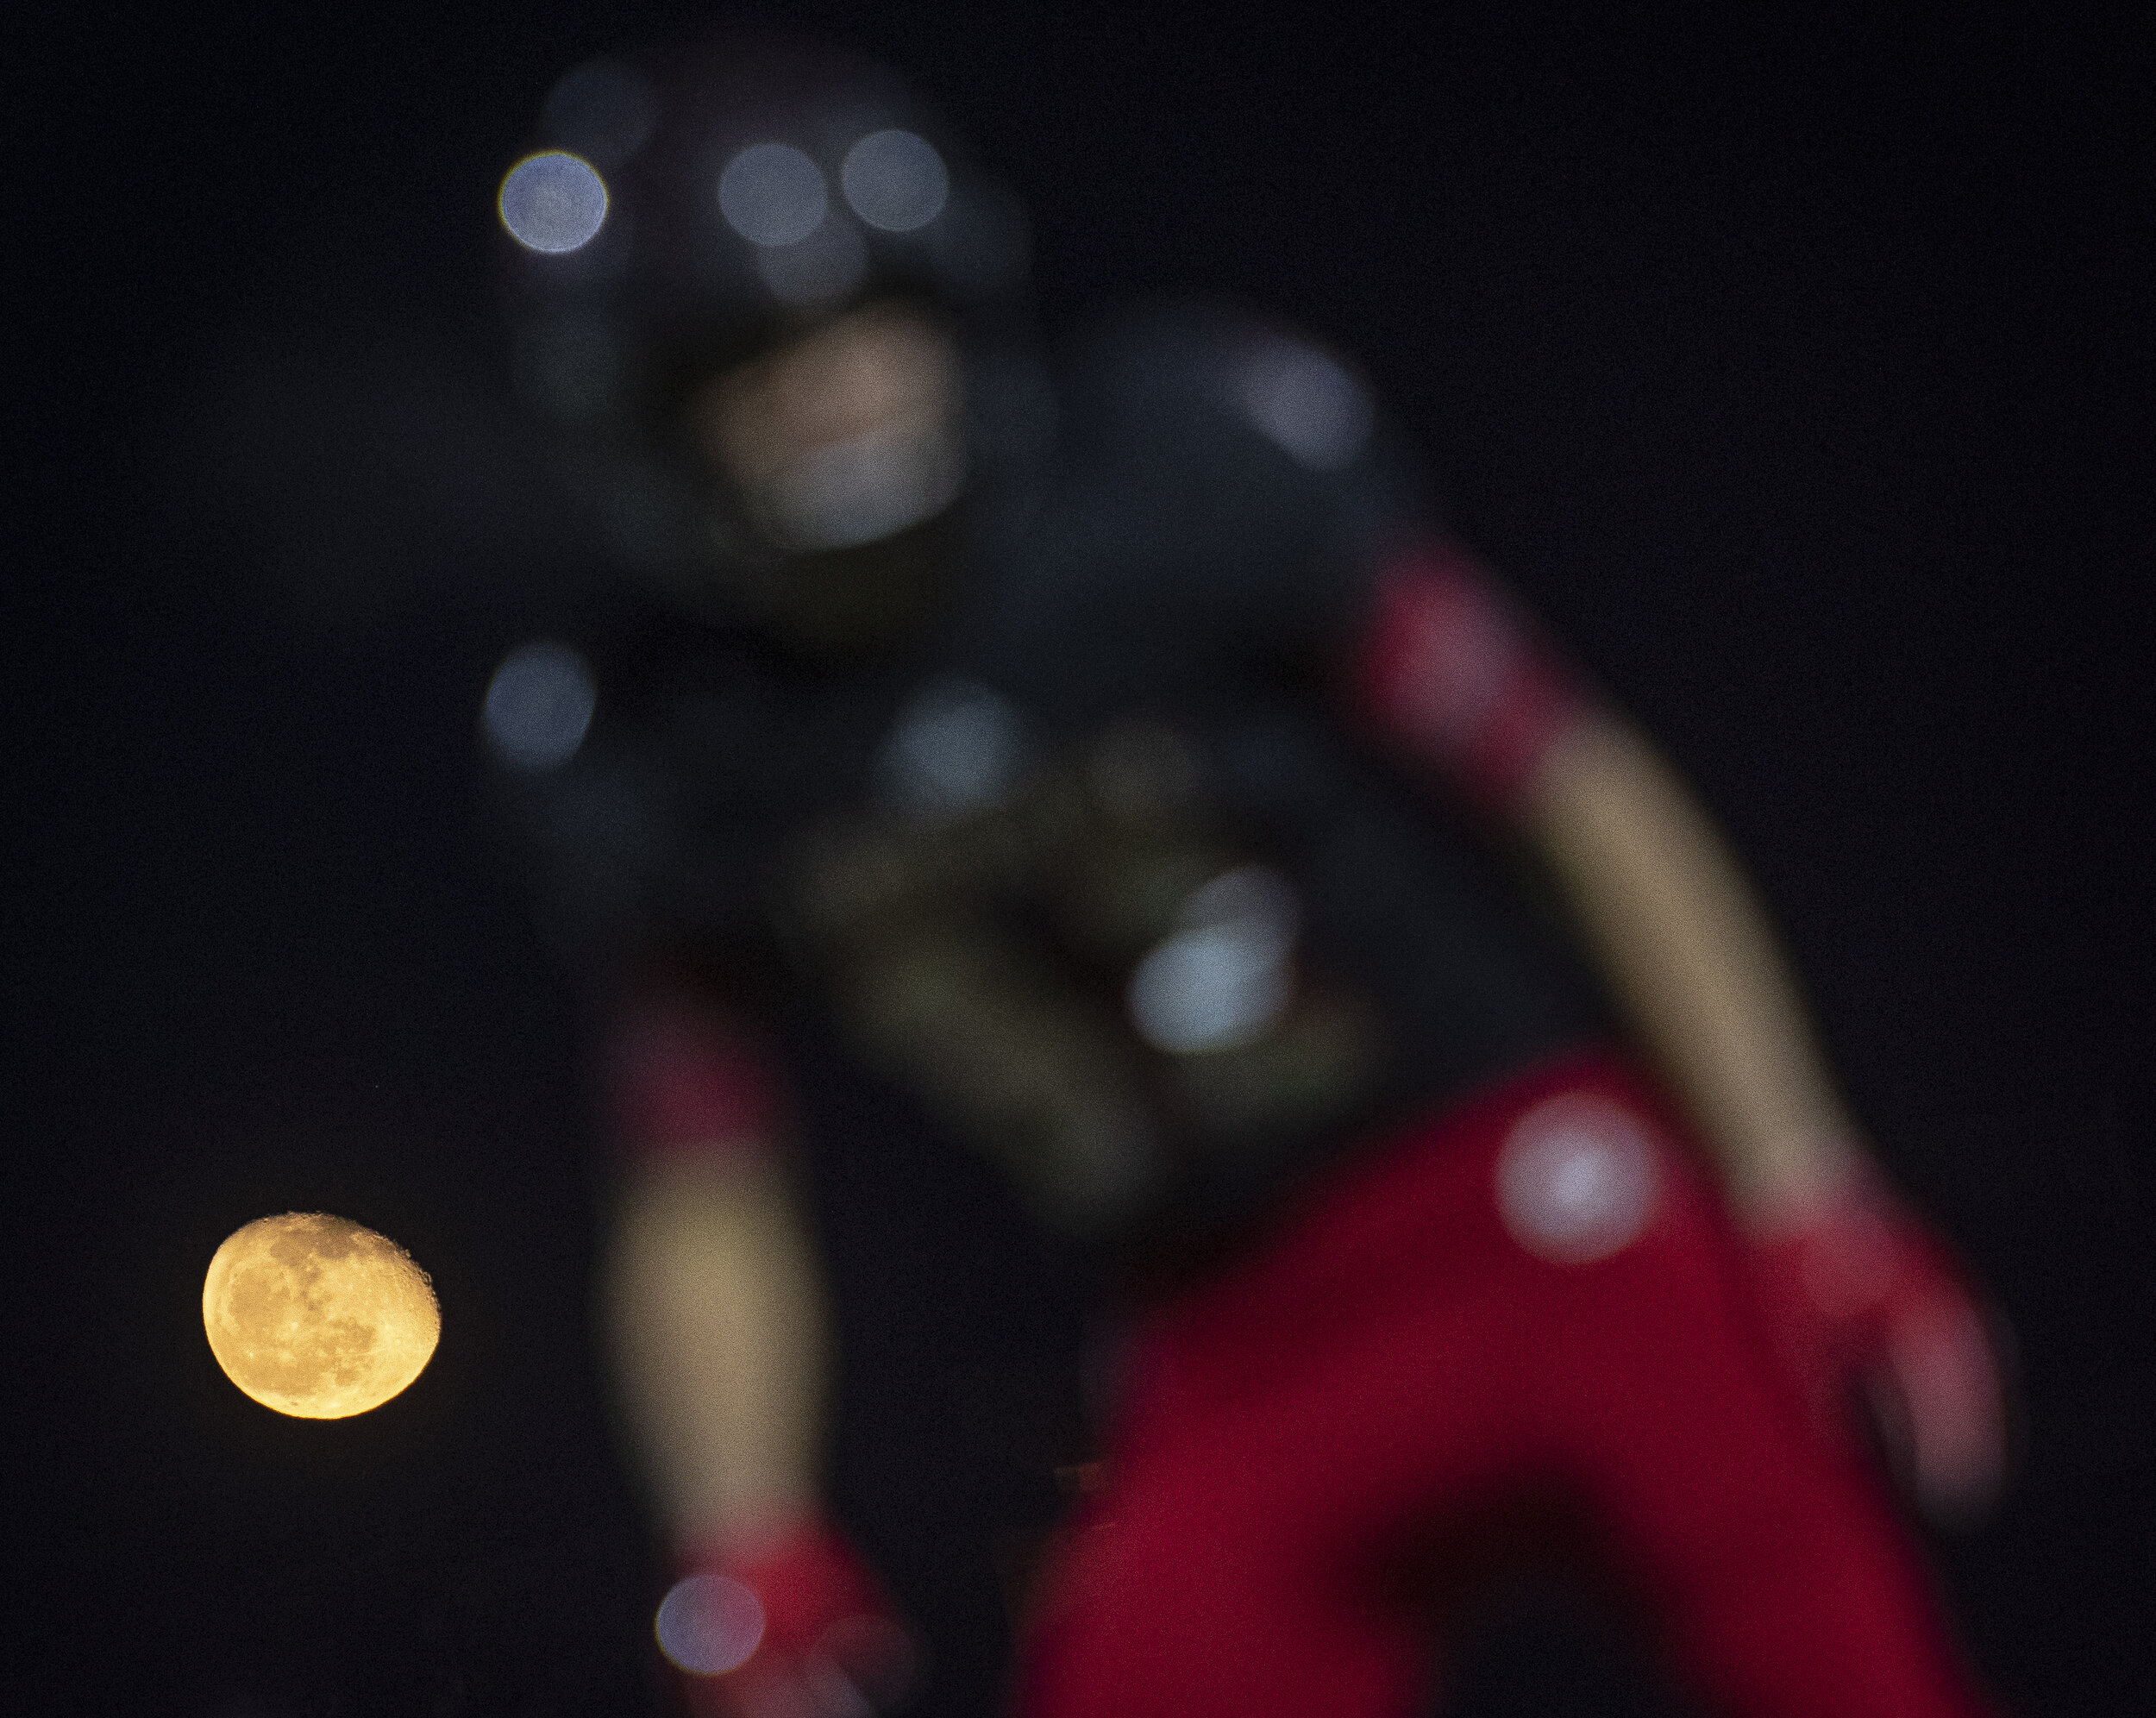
[492,302,1990,1718]
[503,304,1601,1265]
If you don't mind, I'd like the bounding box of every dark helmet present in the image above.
[496,33,1031,440]
[492,34,1051,653]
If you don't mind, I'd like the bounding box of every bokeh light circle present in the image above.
[498,152,610,254]
[483,640,597,771]
[840,129,950,232]
[1495,1097,1662,1264]
[655,1572,766,1675]
[1238,341,1373,471]
[718,143,829,248]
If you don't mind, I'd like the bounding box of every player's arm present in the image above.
[1351,541,1869,1211]
[1350,541,2005,1511]
[601,984,910,1714]
[606,1150,826,1554]
[1520,714,1859,1221]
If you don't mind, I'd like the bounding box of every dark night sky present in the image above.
[14,6,2154,1716]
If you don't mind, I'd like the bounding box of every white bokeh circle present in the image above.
[1495,1095,1662,1264]
[482,640,597,772]
[1238,340,1374,471]
[718,142,829,248]
[840,129,950,232]
[655,1572,766,1677]
[498,152,609,254]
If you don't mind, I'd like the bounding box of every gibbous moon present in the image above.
[203,1213,440,1419]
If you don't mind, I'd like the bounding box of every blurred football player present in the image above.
[483,34,2007,1718]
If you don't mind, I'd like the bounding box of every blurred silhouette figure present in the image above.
[481,33,2008,1718]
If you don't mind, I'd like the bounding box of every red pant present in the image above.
[1018,1052,1995,1718]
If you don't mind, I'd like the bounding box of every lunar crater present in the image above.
[204,1212,439,1419]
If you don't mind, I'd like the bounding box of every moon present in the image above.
[203,1213,440,1419]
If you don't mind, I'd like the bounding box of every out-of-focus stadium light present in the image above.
[1236,340,1373,472]
[498,151,610,254]
[1128,866,1302,1054]
[655,1571,766,1676]
[483,640,597,772]
[878,679,1027,817]
[718,143,830,248]
[840,129,950,233]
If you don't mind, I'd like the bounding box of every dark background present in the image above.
[14,5,2153,1715]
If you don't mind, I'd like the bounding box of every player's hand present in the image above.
[661,1516,916,1717]
[1749,1169,2008,1521]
